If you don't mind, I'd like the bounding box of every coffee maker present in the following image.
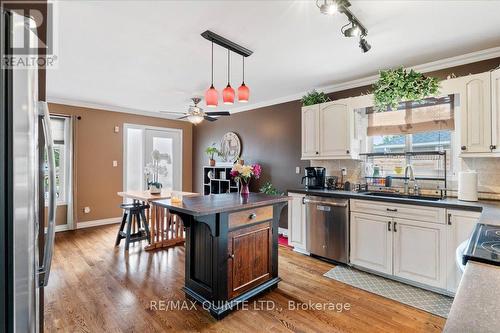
[301,167,326,189]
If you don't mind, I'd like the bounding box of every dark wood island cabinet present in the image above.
[153,193,290,319]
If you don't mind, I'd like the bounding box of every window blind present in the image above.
[366,95,455,136]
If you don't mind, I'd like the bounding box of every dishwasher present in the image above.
[305,196,349,264]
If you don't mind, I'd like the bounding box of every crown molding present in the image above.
[47,46,500,116]
[46,97,185,121]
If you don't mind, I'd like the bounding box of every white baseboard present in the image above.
[77,217,122,229]
[278,227,288,237]
[45,224,70,233]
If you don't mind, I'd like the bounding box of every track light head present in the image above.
[317,0,338,15]
[359,36,371,53]
[343,24,361,37]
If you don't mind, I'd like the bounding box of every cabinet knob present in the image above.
[346,150,350,154]
[249,213,257,220]
[490,145,497,151]
[315,151,319,155]
[461,146,467,151]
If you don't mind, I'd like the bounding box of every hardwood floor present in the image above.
[45,225,445,332]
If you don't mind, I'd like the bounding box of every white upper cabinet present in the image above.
[301,99,358,159]
[301,104,320,158]
[319,101,350,157]
[460,72,491,153]
[491,68,500,153]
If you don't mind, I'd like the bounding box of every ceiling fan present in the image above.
[159,97,230,124]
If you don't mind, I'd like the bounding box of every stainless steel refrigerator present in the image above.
[1,10,56,333]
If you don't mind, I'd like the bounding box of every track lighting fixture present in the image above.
[342,22,361,38]
[359,36,371,53]
[316,0,338,15]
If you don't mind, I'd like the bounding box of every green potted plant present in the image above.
[259,182,283,196]
[373,67,440,111]
[205,144,220,167]
[301,89,331,106]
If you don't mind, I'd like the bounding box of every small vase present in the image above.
[209,159,216,167]
[240,182,250,196]
[149,185,162,194]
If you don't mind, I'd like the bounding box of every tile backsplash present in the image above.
[311,157,500,200]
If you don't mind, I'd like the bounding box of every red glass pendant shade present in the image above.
[238,83,249,103]
[205,84,218,107]
[223,84,235,105]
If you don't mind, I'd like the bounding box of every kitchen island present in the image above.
[153,192,290,319]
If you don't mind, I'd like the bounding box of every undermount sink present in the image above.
[364,192,442,201]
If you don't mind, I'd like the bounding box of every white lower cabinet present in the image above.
[393,218,447,289]
[350,212,392,275]
[288,192,308,253]
[446,210,481,293]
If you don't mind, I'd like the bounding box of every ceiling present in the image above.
[46,0,500,118]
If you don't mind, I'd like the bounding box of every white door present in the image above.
[319,102,349,157]
[446,210,480,293]
[350,212,392,275]
[288,193,307,252]
[301,105,320,158]
[144,129,182,191]
[124,125,182,193]
[393,218,446,289]
[461,72,491,153]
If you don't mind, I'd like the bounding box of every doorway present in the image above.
[123,124,183,194]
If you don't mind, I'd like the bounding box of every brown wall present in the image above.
[192,57,500,229]
[48,103,193,224]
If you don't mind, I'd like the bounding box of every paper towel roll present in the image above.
[458,171,478,202]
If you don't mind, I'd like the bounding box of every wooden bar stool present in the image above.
[115,202,151,251]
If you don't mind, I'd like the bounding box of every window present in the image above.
[44,116,71,205]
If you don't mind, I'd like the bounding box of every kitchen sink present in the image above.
[364,192,442,201]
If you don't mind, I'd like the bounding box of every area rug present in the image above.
[323,265,453,318]
[278,234,291,248]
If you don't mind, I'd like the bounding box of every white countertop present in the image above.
[444,261,500,333]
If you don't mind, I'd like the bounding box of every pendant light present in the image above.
[205,41,218,108]
[222,50,235,105]
[238,56,250,103]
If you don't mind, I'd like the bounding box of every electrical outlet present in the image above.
[114,126,120,133]
[83,207,91,214]
[341,167,347,176]
[295,166,301,174]
[113,160,118,167]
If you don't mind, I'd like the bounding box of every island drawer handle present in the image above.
[386,208,398,212]
[249,213,257,219]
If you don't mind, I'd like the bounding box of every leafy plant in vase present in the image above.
[230,163,262,196]
[205,144,220,167]
[145,149,164,194]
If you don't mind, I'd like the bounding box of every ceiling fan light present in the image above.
[222,84,235,105]
[238,83,250,103]
[187,114,204,125]
[205,85,218,108]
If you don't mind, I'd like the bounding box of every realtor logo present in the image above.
[1,1,58,68]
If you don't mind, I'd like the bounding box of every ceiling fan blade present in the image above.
[205,111,230,116]
[204,116,218,122]
[159,111,186,115]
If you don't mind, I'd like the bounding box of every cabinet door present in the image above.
[491,69,500,152]
[446,210,480,293]
[319,102,350,157]
[227,222,272,299]
[301,105,320,158]
[350,212,392,275]
[288,193,307,252]
[461,72,491,153]
[393,218,446,289]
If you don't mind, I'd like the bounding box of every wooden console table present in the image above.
[117,190,198,251]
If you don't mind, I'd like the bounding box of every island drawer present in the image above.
[350,199,446,224]
[229,205,273,229]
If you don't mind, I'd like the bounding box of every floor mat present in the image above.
[323,265,453,318]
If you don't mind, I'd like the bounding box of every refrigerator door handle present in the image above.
[38,101,56,287]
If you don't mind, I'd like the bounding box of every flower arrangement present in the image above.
[230,163,262,195]
[144,149,169,194]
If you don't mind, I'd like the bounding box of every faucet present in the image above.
[404,164,416,195]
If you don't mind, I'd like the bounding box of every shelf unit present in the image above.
[360,151,447,196]
[203,166,239,195]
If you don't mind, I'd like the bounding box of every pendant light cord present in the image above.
[227,49,230,85]
[211,41,214,85]
[242,56,245,84]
